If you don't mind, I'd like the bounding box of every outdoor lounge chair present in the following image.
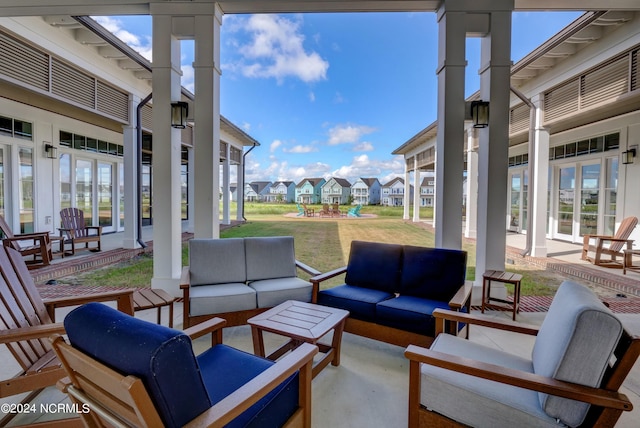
[59,207,102,256]
[319,204,331,217]
[302,203,315,217]
[347,204,362,217]
[581,216,638,267]
[0,215,53,269]
[52,302,318,428]
[0,245,134,427]
[405,280,640,428]
[296,203,306,216]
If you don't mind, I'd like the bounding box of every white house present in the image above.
[382,177,413,206]
[321,177,351,204]
[264,181,295,203]
[420,175,435,207]
[351,177,381,205]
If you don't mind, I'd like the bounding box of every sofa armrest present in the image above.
[404,345,631,411]
[433,308,540,336]
[448,280,473,311]
[295,259,321,277]
[43,289,135,322]
[310,266,347,302]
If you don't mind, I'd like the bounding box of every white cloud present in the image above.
[224,14,329,83]
[353,142,374,152]
[309,91,316,102]
[331,155,405,184]
[270,140,283,153]
[333,92,346,104]
[92,16,153,61]
[284,145,318,154]
[327,124,376,145]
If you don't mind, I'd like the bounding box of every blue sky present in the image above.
[95,11,582,185]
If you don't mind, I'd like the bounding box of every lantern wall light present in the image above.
[44,143,57,159]
[171,101,189,129]
[470,100,490,128]
[622,146,637,165]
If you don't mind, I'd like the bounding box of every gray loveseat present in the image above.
[181,236,319,328]
[311,240,472,348]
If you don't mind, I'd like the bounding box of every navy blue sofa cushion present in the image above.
[400,246,467,301]
[345,240,402,293]
[376,296,452,335]
[317,284,394,322]
[65,303,299,428]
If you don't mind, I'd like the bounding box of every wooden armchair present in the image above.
[0,215,53,269]
[319,204,331,217]
[52,303,318,427]
[59,207,102,256]
[302,203,315,217]
[405,280,640,428]
[0,245,134,427]
[582,216,638,267]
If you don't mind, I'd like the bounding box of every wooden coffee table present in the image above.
[248,300,349,379]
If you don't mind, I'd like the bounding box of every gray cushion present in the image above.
[189,283,256,316]
[532,280,623,427]
[249,277,313,308]
[245,236,297,281]
[421,334,560,428]
[189,238,246,286]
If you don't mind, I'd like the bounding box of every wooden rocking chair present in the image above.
[582,216,638,267]
[0,245,134,427]
[0,215,53,269]
[58,208,102,256]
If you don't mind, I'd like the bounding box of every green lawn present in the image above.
[76,203,560,296]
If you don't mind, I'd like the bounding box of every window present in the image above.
[18,148,34,233]
[0,116,33,140]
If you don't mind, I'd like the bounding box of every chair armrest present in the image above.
[58,228,75,238]
[0,323,65,344]
[180,266,190,289]
[186,342,319,427]
[85,226,102,235]
[433,309,540,336]
[447,281,473,310]
[43,289,135,321]
[4,232,50,241]
[295,259,321,277]
[183,317,227,347]
[404,345,632,411]
[310,266,347,302]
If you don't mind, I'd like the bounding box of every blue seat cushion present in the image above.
[399,246,467,301]
[317,284,394,322]
[198,344,299,428]
[345,241,402,293]
[376,296,451,336]
[64,303,211,428]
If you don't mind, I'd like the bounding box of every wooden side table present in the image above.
[482,270,523,321]
[248,300,349,379]
[133,288,176,327]
[623,249,640,275]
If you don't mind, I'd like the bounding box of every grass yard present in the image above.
[74,203,561,296]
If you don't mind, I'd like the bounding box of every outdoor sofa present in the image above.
[311,240,471,348]
[181,236,319,328]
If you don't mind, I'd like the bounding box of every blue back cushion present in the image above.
[400,246,467,301]
[345,241,403,293]
[64,303,211,428]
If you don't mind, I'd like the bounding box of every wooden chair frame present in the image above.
[0,245,134,427]
[582,216,638,268]
[58,208,103,256]
[404,309,640,428]
[0,215,53,269]
[51,317,318,428]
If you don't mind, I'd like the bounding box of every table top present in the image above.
[483,270,523,283]
[248,300,349,341]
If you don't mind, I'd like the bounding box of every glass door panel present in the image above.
[18,148,34,233]
[509,174,521,231]
[98,162,113,230]
[603,157,618,236]
[142,164,152,226]
[579,164,599,236]
[556,166,575,237]
[60,153,72,210]
[76,159,93,225]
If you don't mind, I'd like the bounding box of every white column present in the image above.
[150,15,183,295]
[464,127,478,239]
[413,160,421,222]
[193,11,222,238]
[531,94,549,257]
[435,6,466,250]
[222,144,230,225]
[122,107,139,248]
[185,139,195,233]
[236,162,244,220]
[475,7,513,297]
[403,162,410,218]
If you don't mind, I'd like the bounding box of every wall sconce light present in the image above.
[44,143,58,159]
[171,101,189,129]
[470,100,490,128]
[622,146,637,165]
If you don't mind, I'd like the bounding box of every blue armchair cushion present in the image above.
[317,284,394,322]
[376,296,451,335]
[245,236,297,281]
[345,240,402,293]
[399,246,467,301]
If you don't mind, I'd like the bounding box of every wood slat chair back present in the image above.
[609,216,638,253]
[59,208,102,255]
[0,215,52,269]
[51,335,164,428]
[582,216,638,267]
[60,208,89,238]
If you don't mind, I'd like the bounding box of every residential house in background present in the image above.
[322,177,351,204]
[245,181,271,202]
[230,184,238,202]
[295,178,325,203]
[382,177,413,206]
[420,174,435,207]
[351,177,381,205]
[264,181,296,203]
